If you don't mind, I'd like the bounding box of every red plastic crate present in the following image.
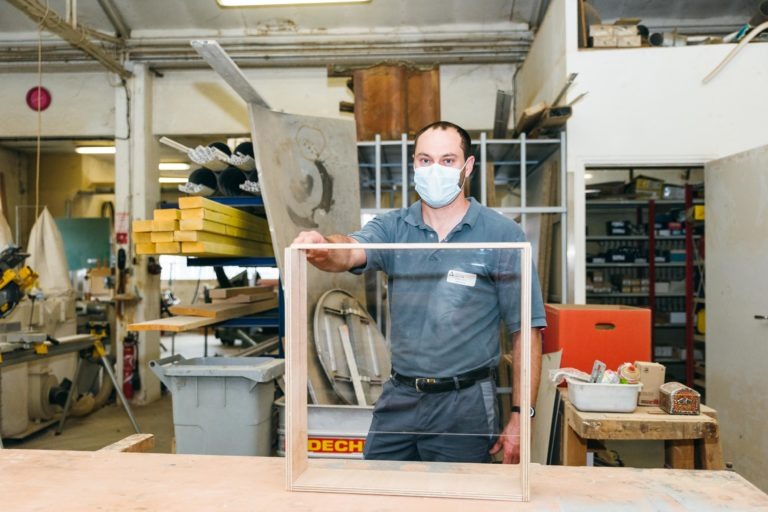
[542,304,651,373]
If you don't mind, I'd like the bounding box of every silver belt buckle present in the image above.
[415,377,437,392]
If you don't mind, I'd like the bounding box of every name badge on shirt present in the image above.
[447,270,477,287]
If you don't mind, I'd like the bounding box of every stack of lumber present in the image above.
[128,286,278,332]
[132,197,273,257]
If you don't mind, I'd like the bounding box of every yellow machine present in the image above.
[0,246,38,318]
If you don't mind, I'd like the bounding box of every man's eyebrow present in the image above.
[415,152,459,158]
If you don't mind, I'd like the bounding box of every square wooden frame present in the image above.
[285,242,532,501]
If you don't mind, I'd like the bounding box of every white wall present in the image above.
[514,0,568,122]
[440,64,516,130]
[0,64,520,139]
[0,72,115,137]
[567,44,768,164]
[525,0,768,303]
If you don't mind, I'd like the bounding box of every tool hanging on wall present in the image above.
[313,289,390,406]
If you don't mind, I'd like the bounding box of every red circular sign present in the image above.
[26,86,52,111]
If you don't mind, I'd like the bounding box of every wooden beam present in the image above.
[99,434,155,453]
[181,241,274,257]
[168,301,273,319]
[155,242,180,254]
[153,209,181,221]
[6,0,131,79]
[128,300,276,332]
[173,230,270,248]
[150,231,175,243]
[133,232,152,244]
[209,285,274,299]
[178,218,271,243]
[151,220,179,231]
[132,220,153,233]
[135,243,157,255]
[178,196,269,230]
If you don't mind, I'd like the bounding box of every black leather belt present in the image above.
[392,367,495,393]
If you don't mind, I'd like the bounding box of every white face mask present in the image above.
[414,162,468,208]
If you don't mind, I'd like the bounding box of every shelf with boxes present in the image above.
[585,171,705,384]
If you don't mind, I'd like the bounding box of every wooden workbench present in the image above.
[561,392,724,469]
[0,450,765,511]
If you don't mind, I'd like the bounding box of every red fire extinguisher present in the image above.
[123,333,138,399]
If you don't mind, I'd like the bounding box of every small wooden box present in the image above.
[660,382,700,415]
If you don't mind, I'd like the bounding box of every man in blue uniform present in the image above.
[293,121,546,464]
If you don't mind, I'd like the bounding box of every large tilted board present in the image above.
[249,105,366,405]
[286,243,533,501]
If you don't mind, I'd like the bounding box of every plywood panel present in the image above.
[1,451,766,511]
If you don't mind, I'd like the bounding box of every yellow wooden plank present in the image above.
[174,230,270,248]
[132,220,154,233]
[135,243,157,254]
[150,231,175,243]
[178,196,269,230]
[181,241,274,257]
[180,208,267,232]
[153,208,181,221]
[156,242,181,254]
[133,232,152,243]
[152,220,179,231]
[178,218,271,243]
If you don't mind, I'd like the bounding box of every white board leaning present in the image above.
[285,242,533,501]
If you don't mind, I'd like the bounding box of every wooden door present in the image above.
[706,145,768,492]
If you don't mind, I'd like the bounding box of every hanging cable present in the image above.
[34,1,52,219]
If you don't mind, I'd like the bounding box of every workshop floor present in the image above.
[5,332,244,453]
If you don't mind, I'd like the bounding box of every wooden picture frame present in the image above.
[285,242,533,501]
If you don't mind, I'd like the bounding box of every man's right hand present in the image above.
[292,230,330,267]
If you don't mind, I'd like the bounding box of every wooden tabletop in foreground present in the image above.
[0,450,766,511]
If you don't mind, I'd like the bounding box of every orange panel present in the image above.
[543,304,652,373]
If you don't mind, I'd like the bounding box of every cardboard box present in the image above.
[660,382,700,415]
[543,304,652,373]
[635,361,666,406]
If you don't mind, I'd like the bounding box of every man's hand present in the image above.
[292,230,330,267]
[291,231,365,272]
[489,414,521,464]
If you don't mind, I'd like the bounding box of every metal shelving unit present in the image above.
[178,195,283,354]
[585,179,705,383]
[358,132,568,302]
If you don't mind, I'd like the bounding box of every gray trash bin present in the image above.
[150,355,284,456]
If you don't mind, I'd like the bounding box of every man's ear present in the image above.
[464,155,476,179]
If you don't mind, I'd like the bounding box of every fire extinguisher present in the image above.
[123,332,138,399]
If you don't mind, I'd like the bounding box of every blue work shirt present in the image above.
[349,198,547,377]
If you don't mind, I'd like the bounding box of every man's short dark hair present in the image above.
[413,121,472,160]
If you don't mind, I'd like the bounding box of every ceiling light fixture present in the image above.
[159,177,188,184]
[159,162,191,171]
[217,0,370,6]
[75,146,116,155]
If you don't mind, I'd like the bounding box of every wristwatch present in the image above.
[511,405,535,418]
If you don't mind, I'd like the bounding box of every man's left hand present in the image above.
[489,415,521,464]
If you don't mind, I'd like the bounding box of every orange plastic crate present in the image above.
[542,304,651,373]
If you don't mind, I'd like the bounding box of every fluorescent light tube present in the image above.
[159,162,191,171]
[159,177,188,184]
[75,146,116,155]
[218,0,370,6]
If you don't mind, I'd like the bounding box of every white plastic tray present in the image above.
[567,378,642,413]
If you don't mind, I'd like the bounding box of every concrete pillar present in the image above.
[114,63,161,405]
